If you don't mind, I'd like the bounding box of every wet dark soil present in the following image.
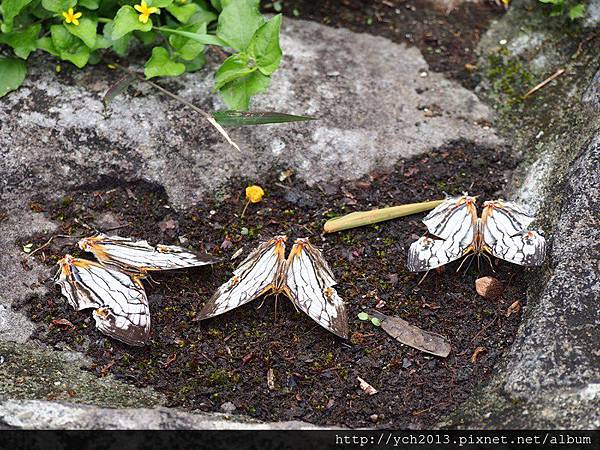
[266,0,505,87]
[19,140,531,428]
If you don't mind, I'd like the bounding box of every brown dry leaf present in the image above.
[267,368,275,390]
[470,346,487,364]
[464,63,477,71]
[164,352,177,368]
[242,351,255,366]
[357,376,378,396]
[99,361,115,376]
[475,276,504,300]
[158,217,178,232]
[506,300,522,317]
[368,309,451,357]
[51,318,74,329]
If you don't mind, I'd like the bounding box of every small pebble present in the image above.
[370,414,379,423]
[220,402,236,414]
[475,276,504,300]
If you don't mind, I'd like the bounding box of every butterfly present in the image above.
[78,234,219,274]
[55,235,219,345]
[407,194,546,272]
[55,255,150,346]
[197,236,349,339]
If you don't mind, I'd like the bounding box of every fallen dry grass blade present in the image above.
[323,200,443,233]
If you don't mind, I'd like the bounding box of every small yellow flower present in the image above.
[134,0,159,24]
[62,8,82,26]
[245,185,264,203]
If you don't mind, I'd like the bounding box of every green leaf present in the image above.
[248,14,282,75]
[0,57,27,97]
[169,22,206,61]
[78,0,100,9]
[0,24,41,59]
[188,7,217,25]
[112,5,152,40]
[371,317,381,327]
[214,53,255,90]
[183,52,206,72]
[219,70,270,110]
[41,0,75,13]
[135,29,158,45]
[36,36,60,56]
[212,110,316,127]
[144,46,186,78]
[150,0,173,6]
[50,24,91,68]
[217,0,264,51]
[357,312,369,321]
[103,21,131,56]
[65,17,98,48]
[568,3,585,20]
[155,26,226,46]
[210,0,222,10]
[1,0,34,31]
[166,3,198,23]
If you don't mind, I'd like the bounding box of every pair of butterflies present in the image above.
[197,236,349,339]
[56,235,218,346]
[56,234,348,345]
[407,194,546,272]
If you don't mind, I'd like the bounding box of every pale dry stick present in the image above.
[323,200,443,233]
[523,68,566,99]
[112,63,241,151]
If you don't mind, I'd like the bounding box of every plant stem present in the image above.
[323,200,444,233]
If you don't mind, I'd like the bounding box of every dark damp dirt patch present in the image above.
[266,0,505,87]
[18,141,529,428]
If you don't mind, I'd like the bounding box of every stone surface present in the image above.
[0,19,497,209]
[0,400,324,430]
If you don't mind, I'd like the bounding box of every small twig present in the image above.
[471,315,498,344]
[523,68,566,99]
[29,234,82,257]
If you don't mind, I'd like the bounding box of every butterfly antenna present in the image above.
[483,253,495,272]
[456,253,472,273]
[464,254,476,274]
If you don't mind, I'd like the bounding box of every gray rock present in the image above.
[0,20,498,209]
[0,341,164,408]
[584,0,600,27]
[0,400,324,429]
[220,402,237,414]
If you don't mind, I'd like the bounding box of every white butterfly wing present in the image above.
[56,255,150,346]
[407,236,467,272]
[197,237,286,320]
[78,234,219,272]
[422,195,476,240]
[285,239,349,339]
[482,200,535,235]
[482,202,546,266]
